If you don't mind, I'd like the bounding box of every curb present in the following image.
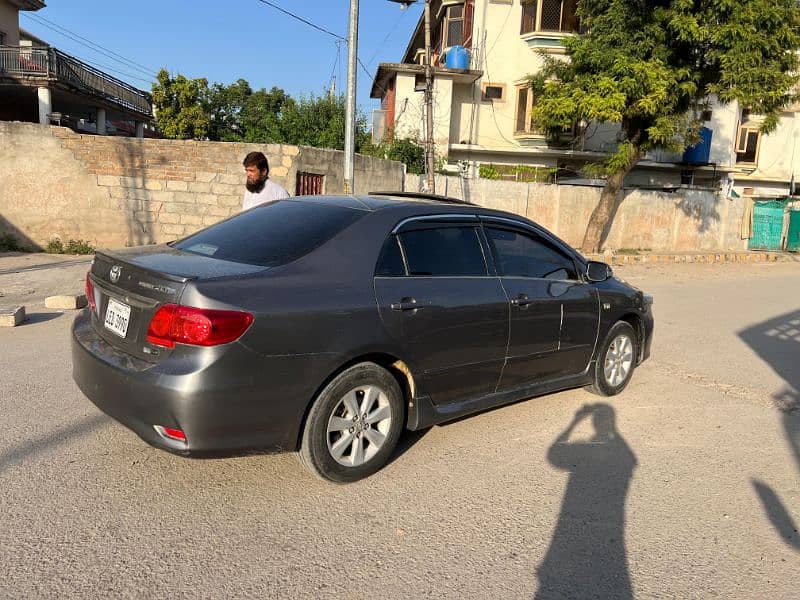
[584,252,795,265]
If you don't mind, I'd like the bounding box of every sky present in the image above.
[19,0,421,113]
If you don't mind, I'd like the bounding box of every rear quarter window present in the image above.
[173,200,363,267]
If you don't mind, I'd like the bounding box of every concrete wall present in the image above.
[406,174,748,251]
[0,122,404,249]
[0,1,20,46]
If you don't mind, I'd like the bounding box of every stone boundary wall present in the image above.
[0,122,404,249]
[407,174,749,252]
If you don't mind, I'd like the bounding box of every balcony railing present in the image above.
[0,45,152,117]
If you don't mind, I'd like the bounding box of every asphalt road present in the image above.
[0,260,798,599]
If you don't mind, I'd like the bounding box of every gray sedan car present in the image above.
[72,193,653,482]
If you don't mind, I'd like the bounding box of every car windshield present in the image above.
[173,200,364,267]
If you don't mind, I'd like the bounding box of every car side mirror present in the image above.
[586,260,612,283]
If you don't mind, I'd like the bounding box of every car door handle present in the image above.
[391,298,421,312]
[511,294,533,307]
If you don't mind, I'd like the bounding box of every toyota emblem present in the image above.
[110,265,122,283]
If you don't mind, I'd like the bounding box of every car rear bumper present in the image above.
[71,310,318,456]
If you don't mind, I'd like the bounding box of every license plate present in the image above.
[104,298,131,338]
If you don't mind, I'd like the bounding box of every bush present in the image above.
[46,238,95,255]
[362,136,426,175]
[0,233,21,252]
[478,163,557,183]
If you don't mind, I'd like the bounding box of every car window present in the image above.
[173,200,363,267]
[485,226,577,280]
[375,236,406,277]
[399,226,487,277]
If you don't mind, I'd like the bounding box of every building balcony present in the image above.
[0,45,152,118]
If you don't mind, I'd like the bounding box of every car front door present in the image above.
[373,217,509,405]
[483,222,599,390]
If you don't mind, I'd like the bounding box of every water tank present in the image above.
[444,45,470,70]
[682,126,713,164]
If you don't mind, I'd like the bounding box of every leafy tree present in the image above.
[362,135,426,174]
[204,78,253,142]
[241,86,289,143]
[151,69,210,140]
[280,93,370,151]
[530,0,800,252]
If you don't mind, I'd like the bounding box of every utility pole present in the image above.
[423,0,435,193]
[343,0,359,194]
[344,1,423,194]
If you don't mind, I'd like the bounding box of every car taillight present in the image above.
[85,272,96,312]
[146,304,254,348]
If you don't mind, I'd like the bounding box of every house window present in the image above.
[0,31,6,46]
[736,126,761,165]
[414,73,426,91]
[444,4,465,47]
[521,0,579,34]
[482,83,505,102]
[296,172,325,196]
[515,86,540,134]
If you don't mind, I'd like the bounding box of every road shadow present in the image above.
[0,413,110,474]
[738,310,800,552]
[535,403,637,600]
[18,311,64,325]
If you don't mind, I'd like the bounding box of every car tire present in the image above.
[299,362,405,483]
[587,321,638,397]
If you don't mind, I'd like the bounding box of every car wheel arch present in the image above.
[294,352,416,450]
[618,312,645,364]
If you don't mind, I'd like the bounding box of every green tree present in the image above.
[362,135,426,174]
[151,69,210,140]
[204,78,253,141]
[530,0,800,253]
[280,93,369,151]
[241,86,289,143]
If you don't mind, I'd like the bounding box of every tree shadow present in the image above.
[535,403,637,600]
[673,190,722,234]
[0,413,110,474]
[114,137,157,247]
[738,310,800,552]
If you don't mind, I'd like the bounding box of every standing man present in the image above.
[242,151,290,210]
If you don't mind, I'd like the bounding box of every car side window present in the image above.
[485,226,577,280]
[398,226,487,277]
[375,236,406,277]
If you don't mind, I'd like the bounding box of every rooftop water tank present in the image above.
[444,45,469,70]
[682,126,712,164]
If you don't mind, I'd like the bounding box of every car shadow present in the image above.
[0,414,110,474]
[386,428,430,467]
[534,403,637,599]
[738,310,800,551]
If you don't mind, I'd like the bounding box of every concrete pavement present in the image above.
[0,259,798,598]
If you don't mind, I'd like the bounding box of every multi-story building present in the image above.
[0,0,154,136]
[370,0,798,200]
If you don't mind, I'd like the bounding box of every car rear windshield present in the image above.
[173,200,364,267]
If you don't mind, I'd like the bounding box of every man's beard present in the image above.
[246,176,267,193]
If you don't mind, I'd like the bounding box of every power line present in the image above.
[365,9,409,69]
[21,13,157,78]
[255,0,346,41]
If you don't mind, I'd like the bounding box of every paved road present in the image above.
[0,261,798,599]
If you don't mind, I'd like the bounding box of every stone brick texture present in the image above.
[0,122,404,249]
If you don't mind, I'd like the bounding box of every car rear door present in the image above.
[482,220,599,390]
[373,216,509,405]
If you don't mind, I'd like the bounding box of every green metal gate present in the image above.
[748,199,787,251]
[787,209,800,252]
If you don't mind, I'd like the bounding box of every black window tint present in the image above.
[486,227,577,280]
[399,227,487,277]
[375,236,405,277]
[173,200,363,267]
